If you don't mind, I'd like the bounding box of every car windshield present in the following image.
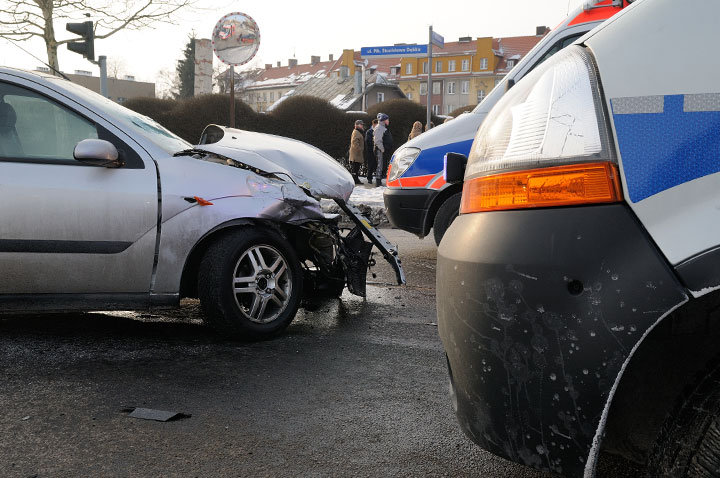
[47,77,191,154]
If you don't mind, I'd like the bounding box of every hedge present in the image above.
[122,95,442,159]
[448,105,475,117]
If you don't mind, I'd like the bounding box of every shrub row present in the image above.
[123,95,444,159]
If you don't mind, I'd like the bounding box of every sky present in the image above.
[1,0,586,88]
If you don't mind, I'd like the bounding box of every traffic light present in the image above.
[66,21,94,61]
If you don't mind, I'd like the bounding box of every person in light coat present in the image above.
[348,119,364,184]
[408,121,423,141]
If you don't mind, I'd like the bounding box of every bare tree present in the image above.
[107,56,125,78]
[0,0,195,72]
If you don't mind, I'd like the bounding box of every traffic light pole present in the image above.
[98,56,108,98]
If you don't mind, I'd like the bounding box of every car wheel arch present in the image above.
[179,218,285,299]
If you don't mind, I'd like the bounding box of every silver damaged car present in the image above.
[0,67,404,339]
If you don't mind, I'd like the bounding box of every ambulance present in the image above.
[437,0,720,476]
[383,0,631,245]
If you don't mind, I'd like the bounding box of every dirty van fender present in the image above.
[437,204,688,477]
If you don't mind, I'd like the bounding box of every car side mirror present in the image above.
[444,152,467,184]
[74,139,123,168]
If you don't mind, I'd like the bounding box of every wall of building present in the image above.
[66,74,155,103]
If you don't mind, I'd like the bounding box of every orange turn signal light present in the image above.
[460,162,622,214]
[193,196,214,206]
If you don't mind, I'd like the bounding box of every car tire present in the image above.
[433,192,462,246]
[647,357,720,477]
[198,227,302,340]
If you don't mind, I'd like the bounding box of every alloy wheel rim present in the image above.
[232,245,292,324]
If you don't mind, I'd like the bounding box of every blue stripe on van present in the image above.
[612,94,720,203]
[401,139,475,178]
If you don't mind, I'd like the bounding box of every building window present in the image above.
[477,90,486,103]
[448,60,456,72]
[480,58,488,70]
[432,104,439,114]
[461,81,469,94]
[447,81,456,94]
[422,62,428,73]
[461,59,470,71]
[407,92,413,100]
[507,59,515,69]
[435,61,442,73]
[406,63,412,75]
[420,83,427,95]
[432,81,441,95]
[263,92,267,101]
[377,92,385,103]
[270,92,274,101]
[445,104,452,115]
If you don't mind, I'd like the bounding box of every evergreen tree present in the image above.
[175,34,196,99]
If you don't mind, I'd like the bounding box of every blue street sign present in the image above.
[431,31,444,48]
[360,44,428,58]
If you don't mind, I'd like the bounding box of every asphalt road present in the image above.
[0,230,640,477]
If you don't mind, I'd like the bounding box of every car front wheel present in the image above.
[198,227,302,340]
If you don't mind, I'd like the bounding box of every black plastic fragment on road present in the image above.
[124,407,191,422]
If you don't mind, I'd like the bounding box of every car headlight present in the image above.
[388,147,421,182]
[462,46,621,213]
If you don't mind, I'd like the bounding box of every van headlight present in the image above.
[388,147,421,182]
[462,45,621,213]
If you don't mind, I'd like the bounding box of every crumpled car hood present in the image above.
[195,125,354,201]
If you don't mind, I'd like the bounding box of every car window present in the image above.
[1,83,97,161]
[0,81,143,168]
[48,77,191,155]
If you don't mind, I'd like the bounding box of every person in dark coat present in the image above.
[365,118,378,183]
[381,122,394,180]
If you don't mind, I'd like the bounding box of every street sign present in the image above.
[360,44,428,58]
[431,31,444,49]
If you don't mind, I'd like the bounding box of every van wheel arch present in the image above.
[425,182,463,239]
[598,291,720,468]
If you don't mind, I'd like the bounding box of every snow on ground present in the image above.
[320,183,388,226]
[349,183,386,208]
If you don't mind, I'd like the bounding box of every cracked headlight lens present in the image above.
[388,147,421,182]
[466,45,615,180]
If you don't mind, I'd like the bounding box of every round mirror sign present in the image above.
[212,12,260,66]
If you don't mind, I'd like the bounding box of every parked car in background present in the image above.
[0,67,404,339]
[384,0,631,245]
[437,0,720,476]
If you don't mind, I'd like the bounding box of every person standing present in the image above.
[365,118,378,183]
[408,121,423,141]
[348,119,365,184]
[373,113,390,187]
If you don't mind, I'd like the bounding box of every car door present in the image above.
[0,77,158,298]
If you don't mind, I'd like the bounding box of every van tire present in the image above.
[433,192,462,246]
[647,357,720,477]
